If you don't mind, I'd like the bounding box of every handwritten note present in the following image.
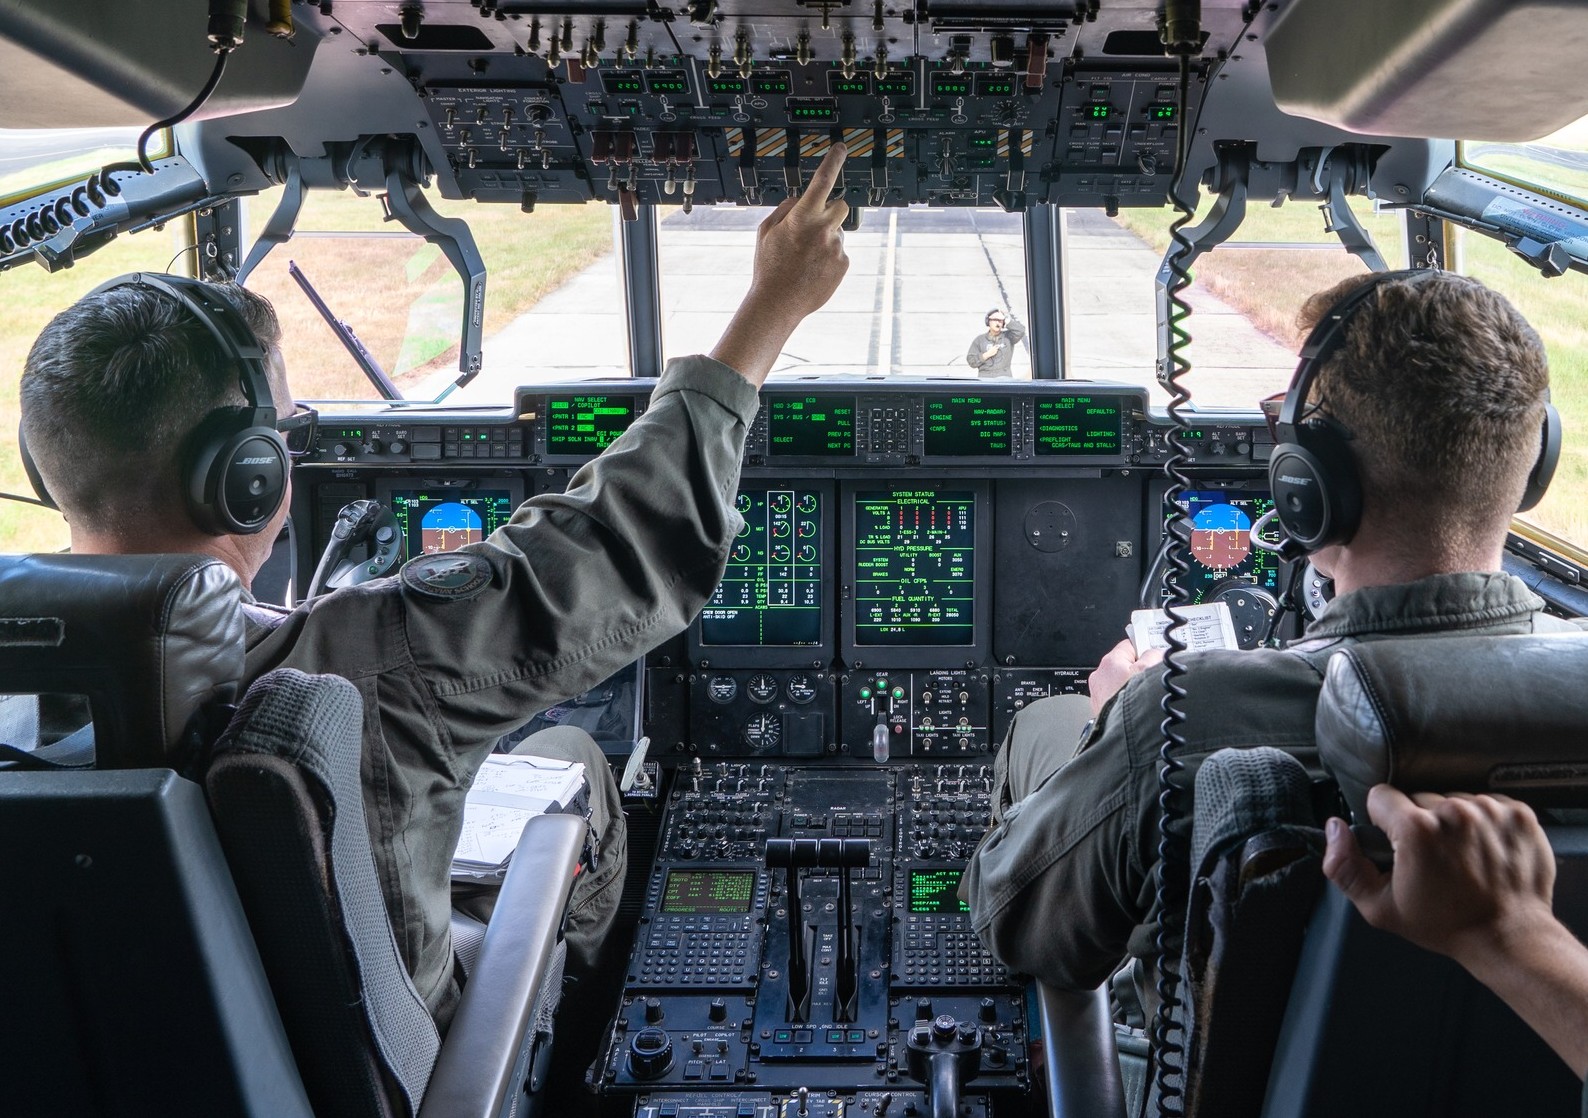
[451,754,586,880]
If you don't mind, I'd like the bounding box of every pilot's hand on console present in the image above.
[1086,639,1163,718]
[1324,786,1558,967]
[711,143,850,386]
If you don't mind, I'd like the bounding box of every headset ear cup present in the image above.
[186,409,288,535]
[1518,401,1561,513]
[17,423,57,511]
[1269,430,1362,552]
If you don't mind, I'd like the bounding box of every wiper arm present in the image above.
[287,260,402,401]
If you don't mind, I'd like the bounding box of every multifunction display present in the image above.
[387,489,515,559]
[853,489,976,646]
[1034,395,1124,455]
[546,394,638,454]
[699,489,824,646]
[1172,488,1281,599]
[660,869,756,915]
[925,396,1011,457]
[768,395,856,457]
[909,868,970,914]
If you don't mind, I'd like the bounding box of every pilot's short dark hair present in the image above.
[20,280,283,524]
[1295,270,1549,546]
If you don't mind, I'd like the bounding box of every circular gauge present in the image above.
[771,544,792,563]
[797,520,816,537]
[798,493,818,514]
[770,492,793,514]
[1190,503,1253,574]
[732,543,752,563]
[796,544,817,563]
[770,519,792,538]
[707,675,738,704]
[746,674,779,703]
[737,520,751,537]
[744,712,782,751]
[1209,579,1280,650]
[785,674,818,704]
[735,493,752,514]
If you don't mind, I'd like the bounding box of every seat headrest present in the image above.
[1315,633,1588,822]
[0,554,244,768]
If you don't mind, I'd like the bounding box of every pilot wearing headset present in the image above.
[18,146,852,1029]
[966,307,1026,377]
[963,268,1583,1006]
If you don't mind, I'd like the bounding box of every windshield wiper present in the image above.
[288,260,402,401]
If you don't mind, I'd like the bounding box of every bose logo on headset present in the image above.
[19,273,290,537]
[1268,268,1561,554]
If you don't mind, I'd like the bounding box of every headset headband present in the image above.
[86,272,277,427]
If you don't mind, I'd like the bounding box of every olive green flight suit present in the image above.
[241,356,758,1026]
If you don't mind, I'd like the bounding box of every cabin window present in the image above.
[1067,201,1406,409]
[1462,115,1588,207]
[0,128,183,555]
[241,189,623,404]
[657,206,1030,378]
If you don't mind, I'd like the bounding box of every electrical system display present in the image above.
[925,396,1011,457]
[768,395,856,457]
[853,489,976,646]
[1034,396,1124,455]
[699,489,825,647]
[660,869,756,914]
[387,489,515,559]
[908,868,970,914]
[1173,489,1282,599]
[546,394,638,454]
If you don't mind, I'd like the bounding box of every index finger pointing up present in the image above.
[795,141,848,216]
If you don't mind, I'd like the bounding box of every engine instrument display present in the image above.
[699,488,825,647]
[853,489,976,646]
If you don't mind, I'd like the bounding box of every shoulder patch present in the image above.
[400,552,494,601]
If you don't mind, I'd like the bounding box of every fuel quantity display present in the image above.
[546,395,637,454]
[699,489,824,647]
[768,395,855,457]
[925,396,1011,457]
[853,489,976,646]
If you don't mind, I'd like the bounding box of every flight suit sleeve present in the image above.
[1003,316,1026,346]
[396,354,756,747]
[964,676,1158,991]
[967,334,988,368]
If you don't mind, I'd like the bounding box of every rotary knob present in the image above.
[627,1027,673,1079]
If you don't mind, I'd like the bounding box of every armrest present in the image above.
[1036,982,1127,1118]
[418,812,585,1118]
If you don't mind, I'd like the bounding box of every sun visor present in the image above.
[1266,0,1588,142]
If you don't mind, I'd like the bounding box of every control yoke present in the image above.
[765,837,870,1024]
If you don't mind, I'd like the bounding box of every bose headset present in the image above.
[1267,267,1562,552]
[21,272,289,536]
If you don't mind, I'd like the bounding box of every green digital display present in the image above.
[1148,103,1178,120]
[909,868,970,914]
[645,71,689,95]
[874,72,914,96]
[976,74,1016,97]
[707,75,747,96]
[924,397,1012,457]
[701,488,824,647]
[968,132,996,149]
[829,73,870,96]
[753,70,792,95]
[546,395,638,454]
[1087,103,1113,119]
[599,72,644,95]
[1034,396,1124,456]
[786,97,838,122]
[853,489,976,647]
[931,73,972,97]
[661,869,756,914]
[768,395,855,457]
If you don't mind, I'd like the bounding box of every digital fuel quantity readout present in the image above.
[768,395,855,457]
[854,490,976,646]
[925,396,1011,457]
[699,489,824,647]
[545,395,637,454]
[1035,395,1124,455]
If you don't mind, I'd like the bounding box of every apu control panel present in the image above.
[288,378,1282,1117]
